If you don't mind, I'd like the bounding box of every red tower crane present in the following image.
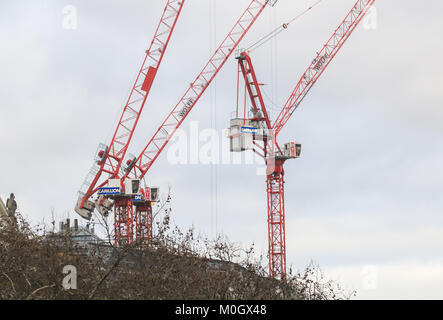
[75,0,186,222]
[229,0,376,279]
[76,0,279,245]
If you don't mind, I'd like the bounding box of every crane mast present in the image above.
[230,0,376,279]
[75,0,186,221]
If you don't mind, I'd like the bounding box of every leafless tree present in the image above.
[0,212,354,300]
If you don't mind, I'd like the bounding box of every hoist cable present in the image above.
[247,0,323,53]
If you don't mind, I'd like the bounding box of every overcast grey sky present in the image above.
[1,0,442,299]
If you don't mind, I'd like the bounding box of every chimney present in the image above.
[66,218,71,231]
[74,219,78,232]
[59,221,64,233]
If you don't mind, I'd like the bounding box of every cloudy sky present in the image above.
[1,0,442,299]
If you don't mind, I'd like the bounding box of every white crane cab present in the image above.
[98,179,141,197]
[227,118,266,152]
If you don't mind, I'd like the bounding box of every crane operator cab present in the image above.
[227,118,266,152]
[133,187,160,205]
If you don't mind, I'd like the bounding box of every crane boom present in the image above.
[272,0,375,137]
[124,0,275,181]
[77,0,186,215]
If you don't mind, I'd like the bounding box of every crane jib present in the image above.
[272,0,376,137]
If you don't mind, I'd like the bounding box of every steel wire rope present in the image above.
[247,0,323,53]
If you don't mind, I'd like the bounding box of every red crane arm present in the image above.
[125,0,275,180]
[272,0,376,137]
[79,0,185,206]
[238,52,272,129]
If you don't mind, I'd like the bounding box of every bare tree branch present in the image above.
[2,272,16,297]
[26,284,56,300]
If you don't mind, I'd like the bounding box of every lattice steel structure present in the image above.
[234,0,376,279]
